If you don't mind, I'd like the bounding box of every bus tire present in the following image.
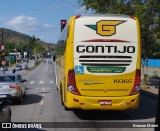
[64,104,69,111]
[60,87,64,106]
[17,92,23,104]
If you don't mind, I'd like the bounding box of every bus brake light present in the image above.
[67,69,81,95]
[130,69,141,95]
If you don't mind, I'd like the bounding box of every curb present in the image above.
[141,89,158,99]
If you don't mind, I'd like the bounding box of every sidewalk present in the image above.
[141,86,159,99]
[141,66,160,99]
[7,60,35,72]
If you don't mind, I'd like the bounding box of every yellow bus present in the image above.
[54,14,141,110]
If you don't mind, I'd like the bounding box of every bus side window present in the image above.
[56,24,68,57]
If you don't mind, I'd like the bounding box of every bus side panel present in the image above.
[64,16,76,104]
[55,56,65,92]
[135,17,141,71]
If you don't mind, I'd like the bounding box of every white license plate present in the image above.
[0,95,6,98]
[98,100,112,106]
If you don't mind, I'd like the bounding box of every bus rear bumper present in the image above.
[66,93,140,110]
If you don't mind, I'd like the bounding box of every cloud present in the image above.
[43,23,53,29]
[8,15,40,31]
[5,15,57,43]
[7,15,56,32]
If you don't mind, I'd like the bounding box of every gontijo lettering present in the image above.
[76,45,135,53]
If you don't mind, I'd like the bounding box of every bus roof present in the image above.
[77,14,131,19]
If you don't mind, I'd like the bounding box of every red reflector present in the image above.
[73,98,79,102]
[130,16,136,20]
[131,99,136,103]
[76,15,81,19]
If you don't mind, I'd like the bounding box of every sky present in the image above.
[0,0,91,44]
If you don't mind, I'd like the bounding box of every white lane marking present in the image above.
[40,88,45,106]
[49,81,53,84]
[29,81,35,84]
[40,100,44,106]
[34,87,53,89]
[29,81,54,85]
[39,81,44,84]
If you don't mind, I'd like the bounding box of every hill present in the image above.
[0,28,55,46]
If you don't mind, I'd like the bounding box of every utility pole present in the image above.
[1,28,5,51]
[1,28,4,45]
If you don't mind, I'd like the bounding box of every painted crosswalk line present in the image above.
[28,81,54,84]
[49,81,53,84]
[39,81,44,84]
[29,81,35,84]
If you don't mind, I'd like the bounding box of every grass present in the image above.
[27,60,42,71]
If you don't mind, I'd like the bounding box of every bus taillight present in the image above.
[130,69,141,95]
[67,69,81,95]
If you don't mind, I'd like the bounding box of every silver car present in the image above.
[147,77,160,88]
[15,64,23,71]
[0,73,26,104]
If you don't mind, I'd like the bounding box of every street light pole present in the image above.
[1,28,4,45]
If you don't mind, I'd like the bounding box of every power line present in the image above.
[11,26,60,33]
[60,0,87,14]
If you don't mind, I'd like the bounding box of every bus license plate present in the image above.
[98,100,112,106]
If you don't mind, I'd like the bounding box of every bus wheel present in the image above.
[60,87,64,106]
[17,92,23,104]
[64,104,69,111]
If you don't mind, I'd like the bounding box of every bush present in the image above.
[153,71,158,77]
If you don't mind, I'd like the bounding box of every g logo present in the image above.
[97,20,125,36]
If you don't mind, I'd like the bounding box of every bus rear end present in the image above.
[66,15,141,110]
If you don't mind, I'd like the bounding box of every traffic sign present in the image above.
[1,60,6,65]
[1,45,4,50]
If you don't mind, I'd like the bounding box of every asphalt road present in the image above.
[8,59,158,131]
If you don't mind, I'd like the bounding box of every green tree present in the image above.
[29,35,38,57]
[34,44,45,54]
[4,42,17,52]
[29,35,37,49]
[79,0,160,59]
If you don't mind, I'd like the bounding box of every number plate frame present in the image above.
[98,100,112,106]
